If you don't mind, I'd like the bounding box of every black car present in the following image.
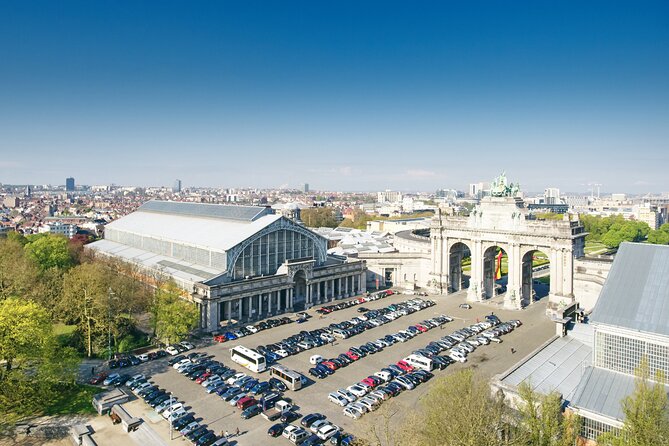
[196,432,218,446]
[186,426,209,442]
[267,423,287,437]
[109,360,119,369]
[173,414,195,431]
[168,354,185,365]
[280,411,300,423]
[309,367,326,379]
[241,404,262,419]
[301,413,326,428]
[150,394,170,407]
[357,307,369,313]
[269,377,287,392]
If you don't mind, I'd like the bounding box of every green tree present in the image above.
[648,223,669,245]
[153,281,198,344]
[598,361,669,446]
[300,207,338,228]
[24,233,74,270]
[516,382,580,446]
[0,298,52,372]
[397,369,512,446]
[0,238,39,300]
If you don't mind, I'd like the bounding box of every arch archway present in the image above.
[449,242,471,292]
[482,245,508,299]
[293,270,307,311]
[521,249,550,304]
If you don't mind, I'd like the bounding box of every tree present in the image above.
[153,280,199,344]
[598,361,669,446]
[516,382,580,446]
[397,369,512,446]
[0,238,39,301]
[300,208,338,228]
[648,223,669,245]
[0,298,52,372]
[24,233,74,270]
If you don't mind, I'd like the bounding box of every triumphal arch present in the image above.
[430,173,586,314]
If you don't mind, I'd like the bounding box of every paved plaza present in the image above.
[53,290,555,446]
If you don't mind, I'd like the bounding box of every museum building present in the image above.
[89,200,367,331]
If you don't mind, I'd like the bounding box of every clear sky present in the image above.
[1,1,668,193]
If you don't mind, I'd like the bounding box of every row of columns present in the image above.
[303,272,366,307]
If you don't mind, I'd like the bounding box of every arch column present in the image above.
[505,243,523,310]
[467,240,484,302]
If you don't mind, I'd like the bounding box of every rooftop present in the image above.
[590,242,669,337]
[139,200,272,222]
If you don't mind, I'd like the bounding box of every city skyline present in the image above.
[1,1,668,192]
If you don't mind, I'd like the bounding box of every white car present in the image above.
[358,397,379,411]
[180,342,195,350]
[155,397,179,414]
[328,393,348,407]
[245,325,258,334]
[180,421,200,436]
[343,406,362,419]
[310,355,324,365]
[310,419,330,434]
[275,350,289,358]
[226,372,246,385]
[202,376,223,387]
[317,425,339,440]
[137,353,150,362]
[103,373,120,386]
[166,345,179,355]
[370,390,389,401]
[374,371,392,383]
[282,425,300,439]
[132,382,152,395]
[162,403,184,419]
[229,393,247,406]
[173,359,191,370]
[336,389,356,403]
[449,352,467,363]
[167,408,187,423]
[320,333,335,343]
[347,385,367,397]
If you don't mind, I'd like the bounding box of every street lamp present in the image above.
[169,392,174,440]
[107,288,117,361]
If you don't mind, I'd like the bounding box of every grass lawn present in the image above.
[43,384,98,416]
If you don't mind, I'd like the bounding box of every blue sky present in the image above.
[1,1,668,193]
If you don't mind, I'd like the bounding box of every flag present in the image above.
[495,250,503,280]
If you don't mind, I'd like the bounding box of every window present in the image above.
[580,416,618,441]
[595,331,669,377]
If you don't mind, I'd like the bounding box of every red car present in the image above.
[89,372,107,385]
[385,290,394,296]
[345,351,360,361]
[195,372,211,384]
[415,324,428,333]
[321,360,338,371]
[319,307,333,314]
[361,377,378,388]
[237,396,258,410]
[396,360,415,372]
[214,335,227,343]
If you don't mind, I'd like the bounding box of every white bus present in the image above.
[269,364,303,391]
[230,346,266,373]
[403,354,433,372]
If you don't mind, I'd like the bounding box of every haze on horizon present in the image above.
[1,1,668,194]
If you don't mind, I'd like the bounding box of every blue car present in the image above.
[315,363,333,376]
[251,381,270,395]
[242,379,259,391]
[224,331,237,340]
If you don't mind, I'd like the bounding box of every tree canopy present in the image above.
[648,223,669,245]
[580,214,650,249]
[24,233,74,270]
[300,207,339,228]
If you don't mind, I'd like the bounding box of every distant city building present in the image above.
[2,196,20,208]
[610,193,627,203]
[377,190,402,204]
[172,179,182,193]
[468,182,489,199]
[634,203,660,230]
[25,185,31,197]
[543,187,560,205]
[65,177,75,192]
[303,183,310,193]
[39,221,78,238]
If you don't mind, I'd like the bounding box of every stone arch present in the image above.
[292,269,307,311]
[448,241,472,292]
[482,244,509,299]
[520,248,551,304]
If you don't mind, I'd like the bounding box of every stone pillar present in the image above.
[337,278,342,299]
[504,243,523,310]
[467,240,484,302]
[316,281,321,303]
[238,298,243,321]
[306,284,312,307]
[563,250,574,298]
[225,300,232,323]
[287,288,294,311]
[549,248,559,298]
[360,272,367,293]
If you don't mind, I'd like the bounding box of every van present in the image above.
[404,354,434,372]
[289,428,309,444]
[237,396,257,410]
[310,355,324,365]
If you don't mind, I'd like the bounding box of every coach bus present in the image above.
[230,346,266,373]
[269,364,303,391]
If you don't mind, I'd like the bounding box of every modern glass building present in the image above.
[89,200,367,331]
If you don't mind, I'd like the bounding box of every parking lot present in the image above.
[120,289,554,445]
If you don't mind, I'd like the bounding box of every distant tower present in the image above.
[25,185,32,197]
[303,183,310,193]
[173,179,182,193]
[65,177,75,191]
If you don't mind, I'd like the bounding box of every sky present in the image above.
[0,1,668,194]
